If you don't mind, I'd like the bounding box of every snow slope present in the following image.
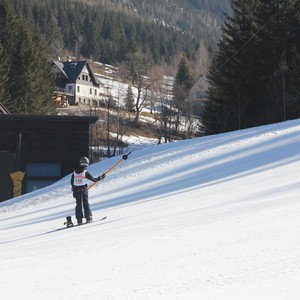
[2,119,300,300]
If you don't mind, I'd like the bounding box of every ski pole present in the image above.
[88,151,132,190]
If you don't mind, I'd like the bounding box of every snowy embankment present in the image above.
[1,119,300,300]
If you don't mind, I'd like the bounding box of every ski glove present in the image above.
[97,173,106,181]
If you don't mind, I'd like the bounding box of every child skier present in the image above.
[71,157,105,224]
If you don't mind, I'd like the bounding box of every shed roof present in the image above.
[0,114,98,124]
[0,102,10,114]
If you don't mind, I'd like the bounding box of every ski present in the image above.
[57,216,107,231]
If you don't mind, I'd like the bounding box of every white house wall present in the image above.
[75,66,101,104]
[75,83,100,104]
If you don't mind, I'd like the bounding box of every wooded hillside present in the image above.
[80,0,231,50]
[5,0,230,66]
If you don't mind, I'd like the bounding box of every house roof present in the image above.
[0,102,10,114]
[194,76,209,91]
[52,60,101,86]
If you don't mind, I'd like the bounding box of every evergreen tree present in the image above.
[253,0,300,122]
[111,21,129,63]
[9,20,55,114]
[202,0,300,135]
[0,0,17,111]
[172,56,194,135]
[0,44,10,105]
[125,85,135,113]
[81,12,101,60]
[287,0,300,117]
[173,56,193,112]
[175,56,193,88]
[0,0,55,114]
[203,0,257,134]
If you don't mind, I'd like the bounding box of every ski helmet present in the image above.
[79,157,89,167]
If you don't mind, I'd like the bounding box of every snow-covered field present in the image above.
[2,119,300,300]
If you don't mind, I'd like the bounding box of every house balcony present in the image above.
[54,87,75,97]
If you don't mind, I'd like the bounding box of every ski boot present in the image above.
[86,217,93,224]
[64,216,74,227]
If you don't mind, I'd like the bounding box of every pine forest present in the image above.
[203,0,300,134]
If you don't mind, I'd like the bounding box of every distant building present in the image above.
[0,114,97,202]
[51,60,102,106]
[187,76,209,116]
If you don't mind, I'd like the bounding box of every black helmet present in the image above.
[79,157,89,167]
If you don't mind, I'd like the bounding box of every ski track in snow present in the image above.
[2,119,300,299]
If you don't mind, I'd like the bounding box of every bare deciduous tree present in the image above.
[126,49,152,127]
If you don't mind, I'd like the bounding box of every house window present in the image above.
[77,86,80,93]
[90,88,92,95]
[95,89,97,96]
[196,92,208,98]
[86,75,88,81]
[82,75,84,80]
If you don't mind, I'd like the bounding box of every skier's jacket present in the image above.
[71,166,99,190]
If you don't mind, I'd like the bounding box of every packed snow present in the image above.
[2,119,300,300]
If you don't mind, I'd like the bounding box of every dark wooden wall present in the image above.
[0,115,97,201]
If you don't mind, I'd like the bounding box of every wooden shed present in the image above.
[0,114,97,202]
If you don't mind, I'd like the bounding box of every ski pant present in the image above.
[73,186,92,221]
